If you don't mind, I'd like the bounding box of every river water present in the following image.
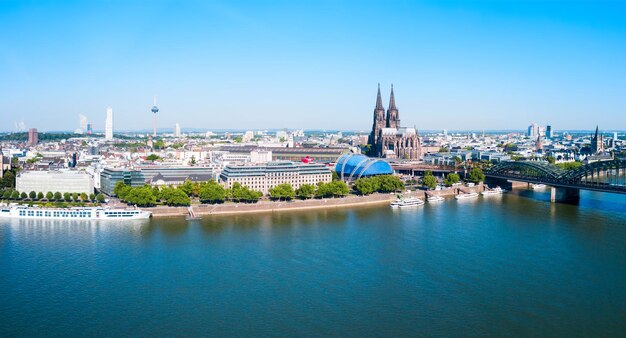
[1,190,625,336]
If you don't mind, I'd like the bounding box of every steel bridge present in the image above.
[485,160,626,199]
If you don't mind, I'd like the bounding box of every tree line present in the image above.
[1,188,105,203]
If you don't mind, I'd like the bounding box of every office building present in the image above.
[139,166,214,187]
[546,125,553,139]
[105,107,113,140]
[174,123,181,137]
[16,170,94,194]
[28,128,38,145]
[219,161,332,195]
[100,168,145,196]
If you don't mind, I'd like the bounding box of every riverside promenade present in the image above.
[149,183,486,218]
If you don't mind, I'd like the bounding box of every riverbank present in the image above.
[148,183,487,218]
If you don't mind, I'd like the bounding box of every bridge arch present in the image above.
[559,159,626,183]
[487,161,563,181]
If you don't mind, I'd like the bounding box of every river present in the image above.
[1,189,625,336]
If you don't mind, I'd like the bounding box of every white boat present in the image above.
[455,192,479,200]
[0,205,151,220]
[481,187,504,196]
[427,195,445,202]
[390,197,425,208]
[530,183,546,190]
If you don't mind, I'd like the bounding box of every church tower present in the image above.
[368,84,386,152]
[591,125,604,154]
[386,84,400,129]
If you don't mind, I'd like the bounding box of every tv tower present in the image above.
[151,96,159,137]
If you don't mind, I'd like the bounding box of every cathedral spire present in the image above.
[389,84,397,110]
[375,83,384,110]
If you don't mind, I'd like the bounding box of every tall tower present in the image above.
[591,125,604,154]
[386,84,400,129]
[174,123,181,137]
[105,107,113,140]
[368,84,386,153]
[151,96,159,137]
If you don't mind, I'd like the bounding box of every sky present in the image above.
[1,0,626,132]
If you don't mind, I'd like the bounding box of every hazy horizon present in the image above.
[2,0,625,132]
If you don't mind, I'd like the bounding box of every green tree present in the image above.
[545,156,556,164]
[20,192,27,199]
[80,193,88,202]
[46,191,53,200]
[162,188,190,206]
[89,193,95,201]
[3,190,12,199]
[178,179,194,196]
[146,154,161,161]
[269,183,295,201]
[0,171,15,189]
[190,155,197,166]
[468,167,485,183]
[12,191,20,200]
[72,192,79,202]
[295,184,316,199]
[555,161,583,170]
[96,193,105,203]
[439,147,450,153]
[353,177,377,195]
[376,175,404,193]
[443,173,460,187]
[332,171,340,181]
[63,192,71,202]
[37,192,44,200]
[124,186,156,207]
[113,181,131,199]
[153,139,165,150]
[315,182,332,198]
[54,192,62,201]
[328,180,349,197]
[199,181,226,204]
[29,191,37,200]
[422,171,437,190]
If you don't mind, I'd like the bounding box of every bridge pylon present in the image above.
[550,187,580,203]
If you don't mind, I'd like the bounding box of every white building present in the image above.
[242,130,254,142]
[105,107,113,140]
[174,123,181,137]
[250,150,272,163]
[16,170,95,194]
[219,161,332,195]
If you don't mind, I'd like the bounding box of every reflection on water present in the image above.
[1,191,625,336]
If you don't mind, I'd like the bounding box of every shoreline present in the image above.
[148,184,486,218]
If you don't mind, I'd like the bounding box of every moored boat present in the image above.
[455,192,479,200]
[481,187,504,196]
[391,196,425,208]
[0,205,151,220]
[427,195,445,202]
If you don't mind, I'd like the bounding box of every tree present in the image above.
[12,191,20,200]
[422,171,437,190]
[72,192,79,202]
[376,175,404,193]
[332,171,340,181]
[37,192,44,200]
[63,192,71,202]
[190,155,197,166]
[54,192,62,201]
[0,171,15,189]
[80,193,88,202]
[269,183,295,201]
[3,190,12,199]
[328,180,349,197]
[545,156,556,164]
[444,173,460,187]
[162,188,190,206]
[96,193,105,203]
[353,177,377,195]
[179,179,194,196]
[124,186,156,207]
[146,154,161,161]
[29,191,37,200]
[295,184,316,199]
[46,192,53,200]
[439,147,450,153]
[113,181,131,199]
[20,192,27,199]
[468,167,485,183]
[89,193,95,201]
[199,181,226,204]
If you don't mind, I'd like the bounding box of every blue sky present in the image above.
[1,0,625,132]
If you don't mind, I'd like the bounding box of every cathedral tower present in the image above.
[386,84,400,129]
[368,84,386,150]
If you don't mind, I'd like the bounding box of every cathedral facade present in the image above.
[368,84,422,160]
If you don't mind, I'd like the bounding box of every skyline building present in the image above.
[368,84,421,160]
[546,125,553,139]
[151,96,159,137]
[174,123,181,137]
[105,107,113,140]
[591,125,605,154]
[28,128,38,145]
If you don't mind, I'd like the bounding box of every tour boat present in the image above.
[427,195,445,202]
[530,183,546,190]
[0,205,151,220]
[455,192,479,200]
[390,197,425,208]
[481,187,504,196]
